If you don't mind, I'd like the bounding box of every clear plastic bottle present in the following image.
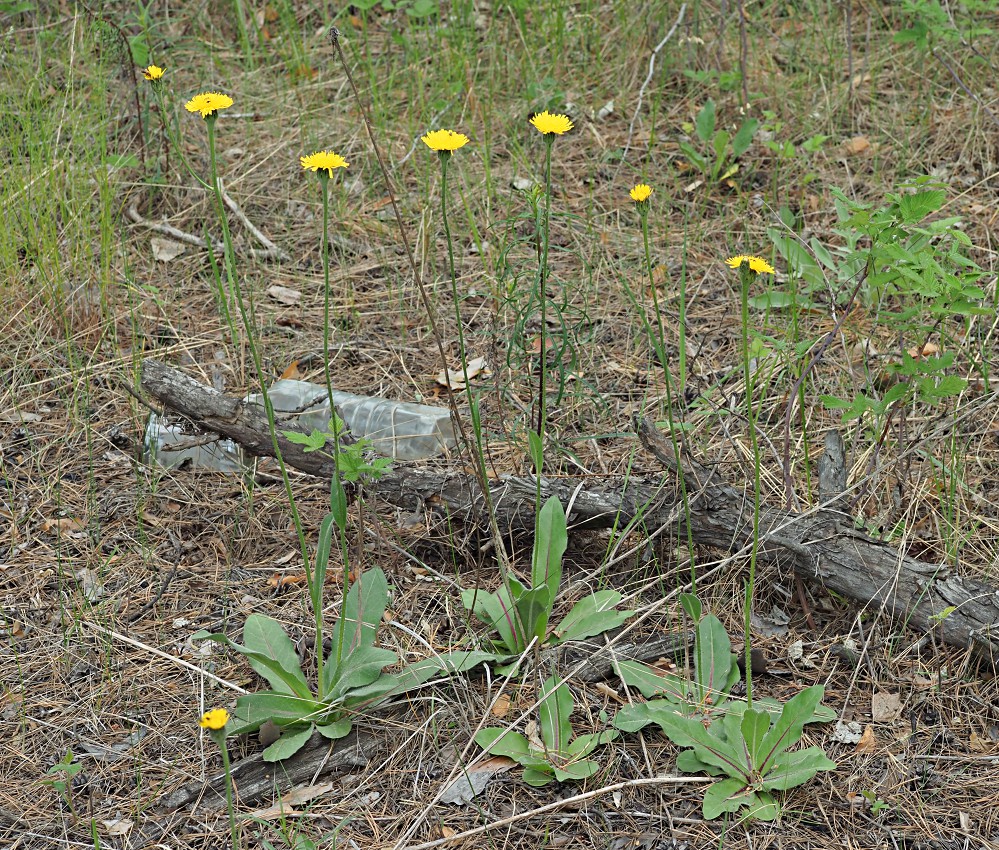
[258,379,457,462]
[146,379,457,470]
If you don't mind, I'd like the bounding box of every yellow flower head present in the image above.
[142,65,164,81]
[726,255,775,275]
[198,708,230,730]
[530,111,573,136]
[185,91,234,119]
[422,129,470,153]
[630,184,653,203]
[300,150,350,177]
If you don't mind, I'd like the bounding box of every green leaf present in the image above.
[324,644,397,700]
[474,728,531,760]
[747,291,796,310]
[314,513,335,600]
[315,718,353,740]
[532,495,567,602]
[522,766,556,787]
[514,585,553,643]
[462,585,523,653]
[679,142,707,173]
[703,777,750,819]
[553,590,633,643]
[679,593,701,621]
[393,650,500,692]
[695,100,716,143]
[336,567,388,656]
[552,759,600,783]
[566,730,618,759]
[615,661,687,701]
[758,685,825,774]
[231,692,323,734]
[740,708,771,770]
[731,118,759,158]
[897,189,945,223]
[330,470,348,529]
[262,724,314,762]
[676,749,727,776]
[693,614,736,706]
[612,702,658,733]
[538,677,573,754]
[193,627,311,700]
[527,430,543,476]
[242,614,309,696]
[762,746,836,790]
[653,713,748,780]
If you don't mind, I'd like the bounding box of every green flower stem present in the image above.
[438,151,515,606]
[210,728,238,850]
[205,115,315,674]
[317,171,353,672]
[638,204,696,586]
[738,264,762,708]
[536,135,555,450]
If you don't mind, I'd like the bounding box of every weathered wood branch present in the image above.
[139,358,999,664]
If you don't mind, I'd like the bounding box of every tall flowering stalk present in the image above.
[184,91,312,610]
[198,708,236,850]
[300,149,351,673]
[726,253,776,707]
[629,185,696,584]
[528,110,573,452]
[422,128,518,632]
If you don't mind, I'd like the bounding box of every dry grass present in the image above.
[3,1,999,848]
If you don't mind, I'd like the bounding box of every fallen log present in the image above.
[139,358,999,664]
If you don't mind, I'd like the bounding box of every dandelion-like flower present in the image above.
[726,255,775,275]
[300,150,349,177]
[630,184,653,203]
[142,65,164,81]
[185,91,234,119]
[422,129,470,153]
[198,708,230,730]
[530,111,573,136]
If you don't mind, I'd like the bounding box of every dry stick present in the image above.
[217,177,290,261]
[737,0,749,110]
[780,267,868,508]
[126,202,282,260]
[931,48,999,129]
[326,27,513,578]
[80,620,248,693]
[403,775,711,850]
[618,4,687,169]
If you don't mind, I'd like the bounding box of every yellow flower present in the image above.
[530,111,573,136]
[421,129,470,153]
[300,150,350,177]
[185,91,234,119]
[198,708,230,730]
[630,184,653,203]
[142,65,164,81]
[726,255,775,275]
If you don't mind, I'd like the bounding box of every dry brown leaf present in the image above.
[42,516,86,534]
[437,356,489,390]
[843,135,871,155]
[855,725,877,753]
[871,691,903,722]
[438,756,515,805]
[151,237,186,263]
[969,730,990,753]
[266,284,302,306]
[491,694,511,718]
[279,360,302,380]
[440,826,458,838]
[906,342,940,359]
[249,781,335,821]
